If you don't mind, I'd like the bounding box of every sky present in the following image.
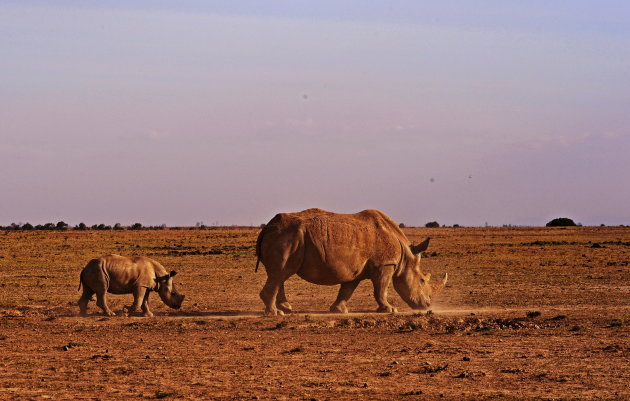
[1,1,629,227]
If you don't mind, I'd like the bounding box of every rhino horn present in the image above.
[432,273,448,295]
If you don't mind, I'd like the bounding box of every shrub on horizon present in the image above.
[425,221,440,228]
[546,217,577,227]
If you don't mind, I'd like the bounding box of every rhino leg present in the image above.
[330,279,361,314]
[260,243,302,316]
[260,278,285,316]
[276,283,292,313]
[125,287,149,316]
[371,266,398,313]
[95,291,116,316]
[141,290,153,317]
[78,285,94,316]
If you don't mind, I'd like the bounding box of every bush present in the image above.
[113,223,124,230]
[399,223,406,228]
[75,222,87,230]
[21,223,34,230]
[56,221,69,230]
[425,221,440,228]
[546,218,577,227]
[92,224,112,230]
[131,223,143,230]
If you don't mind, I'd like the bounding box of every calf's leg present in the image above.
[95,290,115,316]
[141,290,153,317]
[78,286,94,316]
[124,287,148,316]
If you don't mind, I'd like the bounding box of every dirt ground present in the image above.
[0,226,628,400]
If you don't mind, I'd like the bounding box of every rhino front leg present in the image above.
[371,266,398,313]
[141,290,153,317]
[124,287,149,316]
[330,279,361,313]
[95,291,116,316]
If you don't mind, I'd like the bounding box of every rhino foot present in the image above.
[329,304,349,314]
[264,309,285,317]
[276,302,293,313]
[376,305,397,313]
[142,311,154,317]
[104,310,116,317]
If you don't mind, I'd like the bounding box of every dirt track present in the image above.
[0,227,628,400]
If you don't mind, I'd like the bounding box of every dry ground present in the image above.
[0,226,628,400]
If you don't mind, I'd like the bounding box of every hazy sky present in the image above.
[2,1,629,226]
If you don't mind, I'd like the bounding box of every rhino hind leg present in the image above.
[260,242,303,316]
[276,283,292,313]
[260,278,285,316]
[330,279,361,314]
[95,291,116,316]
[78,285,95,316]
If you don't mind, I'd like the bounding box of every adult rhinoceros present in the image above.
[78,254,185,317]
[255,208,447,316]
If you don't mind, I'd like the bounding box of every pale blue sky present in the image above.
[1,1,629,226]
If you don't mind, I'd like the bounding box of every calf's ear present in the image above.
[155,274,170,282]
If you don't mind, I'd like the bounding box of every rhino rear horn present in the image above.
[410,237,430,254]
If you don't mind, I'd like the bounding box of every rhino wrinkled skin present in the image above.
[256,208,448,316]
[78,254,185,317]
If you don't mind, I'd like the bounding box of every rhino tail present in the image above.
[255,226,266,273]
[78,269,84,291]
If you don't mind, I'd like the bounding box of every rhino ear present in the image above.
[155,274,170,282]
[169,270,177,278]
[410,237,430,254]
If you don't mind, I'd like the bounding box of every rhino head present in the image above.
[155,271,185,309]
[392,238,448,310]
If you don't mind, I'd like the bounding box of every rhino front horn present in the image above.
[433,273,448,295]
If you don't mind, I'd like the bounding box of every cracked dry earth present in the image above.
[0,226,628,400]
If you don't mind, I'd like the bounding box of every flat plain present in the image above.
[0,226,628,400]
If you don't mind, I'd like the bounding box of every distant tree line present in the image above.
[0,222,168,231]
[0,222,264,231]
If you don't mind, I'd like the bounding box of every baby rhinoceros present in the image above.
[78,254,185,317]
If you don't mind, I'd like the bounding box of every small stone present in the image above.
[463,356,470,361]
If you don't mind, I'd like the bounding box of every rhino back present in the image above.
[304,210,403,266]
[264,209,406,284]
[99,255,160,294]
